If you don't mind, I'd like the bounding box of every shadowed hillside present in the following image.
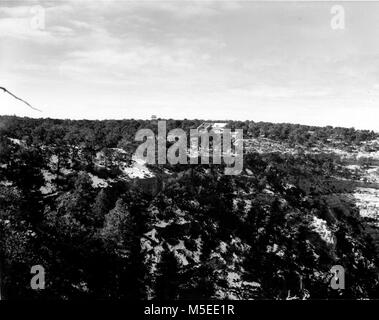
[1,116,379,299]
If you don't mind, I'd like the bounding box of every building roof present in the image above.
[197,122,228,131]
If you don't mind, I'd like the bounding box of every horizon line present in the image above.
[1,114,377,133]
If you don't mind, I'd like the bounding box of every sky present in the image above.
[1,0,379,130]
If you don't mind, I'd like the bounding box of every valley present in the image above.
[1,116,379,299]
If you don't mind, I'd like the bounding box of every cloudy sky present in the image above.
[1,0,379,130]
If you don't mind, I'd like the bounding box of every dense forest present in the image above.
[0,115,379,299]
[0,116,376,150]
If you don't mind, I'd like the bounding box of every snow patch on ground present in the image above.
[0,180,12,186]
[353,187,379,225]
[233,199,252,213]
[122,155,154,179]
[40,169,56,194]
[363,166,379,183]
[310,217,334,245]
[8,138,23,145]
[87,173,109,188]
[168,240,189,266]
[346,164,360,171]
[266,243,285,257]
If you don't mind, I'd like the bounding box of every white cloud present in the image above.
[0,6,33,17]
[1,1,379,130]
[0,17,46,39]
